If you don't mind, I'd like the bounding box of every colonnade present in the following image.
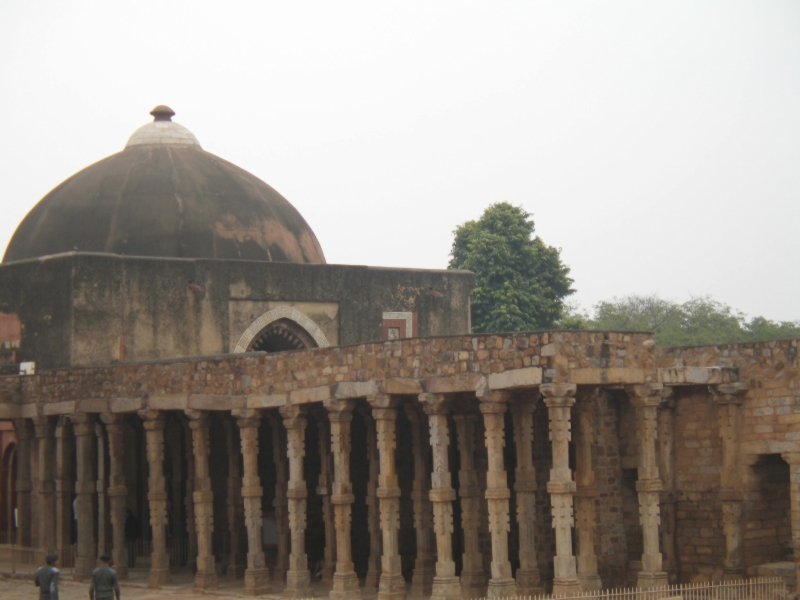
[10,382,755,597]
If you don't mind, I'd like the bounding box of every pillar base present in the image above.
[578,572,603,590]
[431,576,461,600]
[227,563,245,580]
[244,568,271,596]
[460,569,487,598]
[330,571,362,600]
[115,564,129,581]
[74,557,95,582]
[410,558,435,596]
[363,565,380,594]
[320,562,335,586]
[487,578,516,598]
[284,569,312,598]
[637,571,668,589]
[378,573,406,600]
[195,569,219,590]
[552,577,583,597]
[148,568,171,587]
[516,568,545,595]
[273,566,286,585]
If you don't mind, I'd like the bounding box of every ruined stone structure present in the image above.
[0,107,798,597]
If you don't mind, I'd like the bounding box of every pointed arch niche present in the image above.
[233,306,330,354]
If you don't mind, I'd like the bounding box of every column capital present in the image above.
[626,383,664,406]
[540,383,577,400]
[419,392,449,414]
[69,413,94,436]
[233,408,262,429]
[476,387,511,404]
[371,407,397,421]
[138,409,165,429]
[479,400,508,414]
[55,415,72,436]
[710,382,749,404]
[511,397,537,415]
[33,415,55,438]
[367,392,399,408]
[185,409,209,423]
[279,404,306,422]
[323,397,356,417]
[99,413,126,426]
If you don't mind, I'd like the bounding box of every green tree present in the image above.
[448,202,574,333]
[589,294,800,346]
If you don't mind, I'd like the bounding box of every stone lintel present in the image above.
[380,377,424,395]
[42,400,74,416]
[21,403,39,418]
[232,408,261,423]
[149,393,189,410]
[418,392,449,414]
[569,367,646,385]
[109,397,143,413]
[426,373,482,394]
[0,403,21,419]
[246,393,287,408]
[188,394,245,411]
[658,366,736,385]
[288,384,332,405]
[487,367,542,390]
[78,398,109,413]
[333,380,378,399]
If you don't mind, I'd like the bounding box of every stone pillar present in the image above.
[234,409,270,596]
[574,393,602,590]
[315,411,336,586]
[658,392,678,583]
[541,383,581,596]
[511,398,544,595]
[139,410,171,586]
[324,399,361,600]
[712,382,748,580]
[34,416,56,554]
[369,395,405,600]
[478,393,516,598]
[362,408,382,595]
[183,418,198,571]
[55,417,74,555]
[404,403,435,597]
[280,405,312,598]
[454,412,487,598]
[224,417,245,579]
[782,452,800,592]
[95,422,108,558]
[71,413,96,581]
[627,383,667,589]
[100,414,128,579]
[13,419,33,547]
[419,393,461,600]
[186,410,218,590]
[269,414,290,584]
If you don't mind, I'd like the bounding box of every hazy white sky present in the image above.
[2,1,798,320]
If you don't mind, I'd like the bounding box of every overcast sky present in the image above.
[2,1,798,321]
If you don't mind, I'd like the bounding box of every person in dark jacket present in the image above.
[89,555,121,600]
[34,553,60,600]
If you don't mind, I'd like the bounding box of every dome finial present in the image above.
[150,105,175,122]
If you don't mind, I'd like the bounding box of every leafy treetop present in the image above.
[448,202,574,333]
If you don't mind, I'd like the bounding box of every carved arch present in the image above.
[234,306,330,353]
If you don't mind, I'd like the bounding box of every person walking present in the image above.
[89,554,121,600]
[34,553,60,600]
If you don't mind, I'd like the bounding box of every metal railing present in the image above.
[469,577,787,600]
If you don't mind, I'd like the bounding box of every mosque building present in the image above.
[0,107,797,598]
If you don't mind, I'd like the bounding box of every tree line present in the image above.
[448,203,800,346]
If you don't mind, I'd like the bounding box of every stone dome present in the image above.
[3,106,326,264]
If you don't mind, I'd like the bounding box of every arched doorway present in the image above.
[234,307,330,353]
[1,443,15,541]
